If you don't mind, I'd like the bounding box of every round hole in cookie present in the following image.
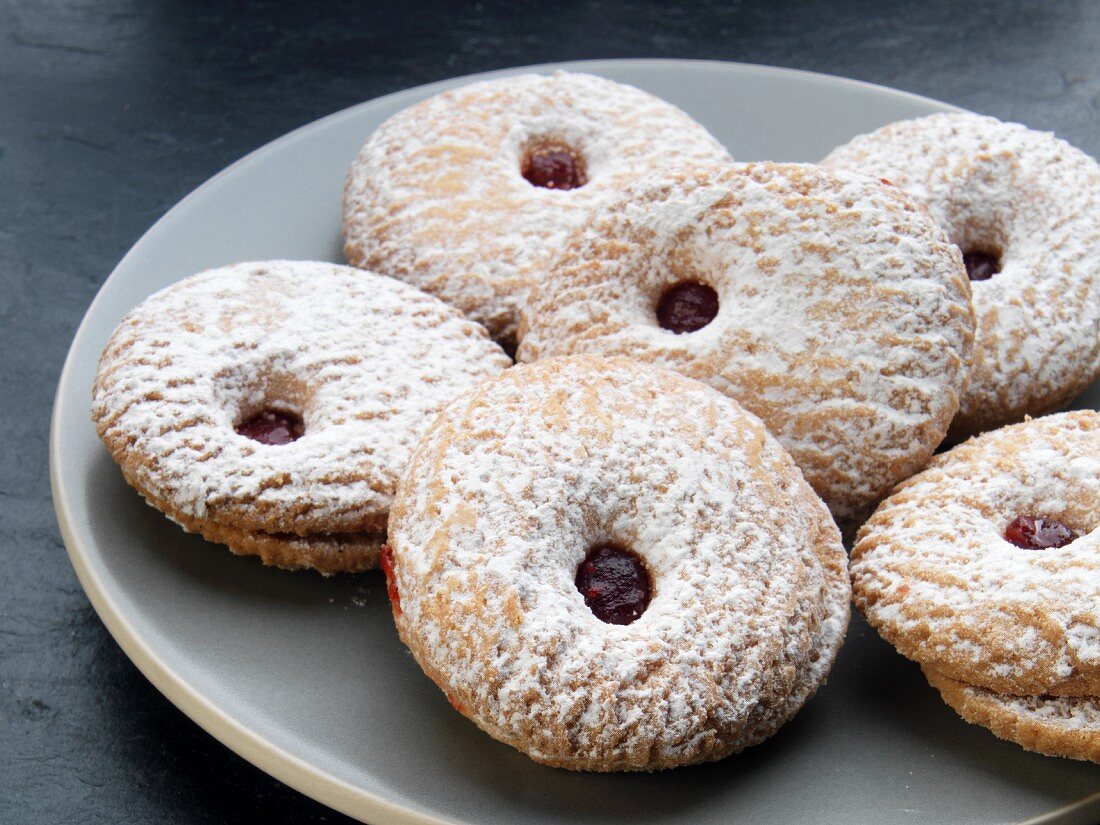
[656,281,719,334]
[1003,515,1079,550]
[575,544,652,625]
[960,247,1002,281]
[520,138,587,190]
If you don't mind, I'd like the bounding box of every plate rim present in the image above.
[48,57,1100,825]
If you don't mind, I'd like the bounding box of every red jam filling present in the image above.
[379,544,401,615]
[235,409,303,445]
[656,281,719,333]
[521,145,586,190]
[962,249,1000,281]
[1004,515,1078,549]
[575,545,651,625]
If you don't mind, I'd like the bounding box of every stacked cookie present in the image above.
[514,162,974,527]
[91,261,511,574]
[92,69,1100,770]
[386,357,849,771]
[851,412,1100,763]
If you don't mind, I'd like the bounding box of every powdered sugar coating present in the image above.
[92,260,510,571]
[924,667,1100,763]
[517,162,974,526]
[852,411,1100,696]
[343,71,733,344]
[387,356,849,770]
[823,112,1100,438]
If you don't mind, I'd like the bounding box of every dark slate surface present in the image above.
[3,1,1099,822]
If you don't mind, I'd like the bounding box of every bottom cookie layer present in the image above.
[122,468,383,574]
[924,667,1100,764]
[189,516,385,575]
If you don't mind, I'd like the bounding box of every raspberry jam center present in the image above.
[1004,515,1078,549]
[575,545,651,625]
[962,249,1000,281]
[656,281,719,333]
[235,408,304,445]
[521,144,586,190]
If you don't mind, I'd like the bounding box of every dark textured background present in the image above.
[4,1,1100,822]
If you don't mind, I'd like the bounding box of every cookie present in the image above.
[343,71,732,347]
[823,112,1100,438]
[517,162,975,527]
[92,260,510,573]
[384,355,850,770]
[852,411,1100,696]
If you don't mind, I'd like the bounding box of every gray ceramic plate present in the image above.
[51,59,1100,825]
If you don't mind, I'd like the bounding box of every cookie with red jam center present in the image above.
[92,260,510,574]
[517,162,974,529]
[385,356,849,771]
